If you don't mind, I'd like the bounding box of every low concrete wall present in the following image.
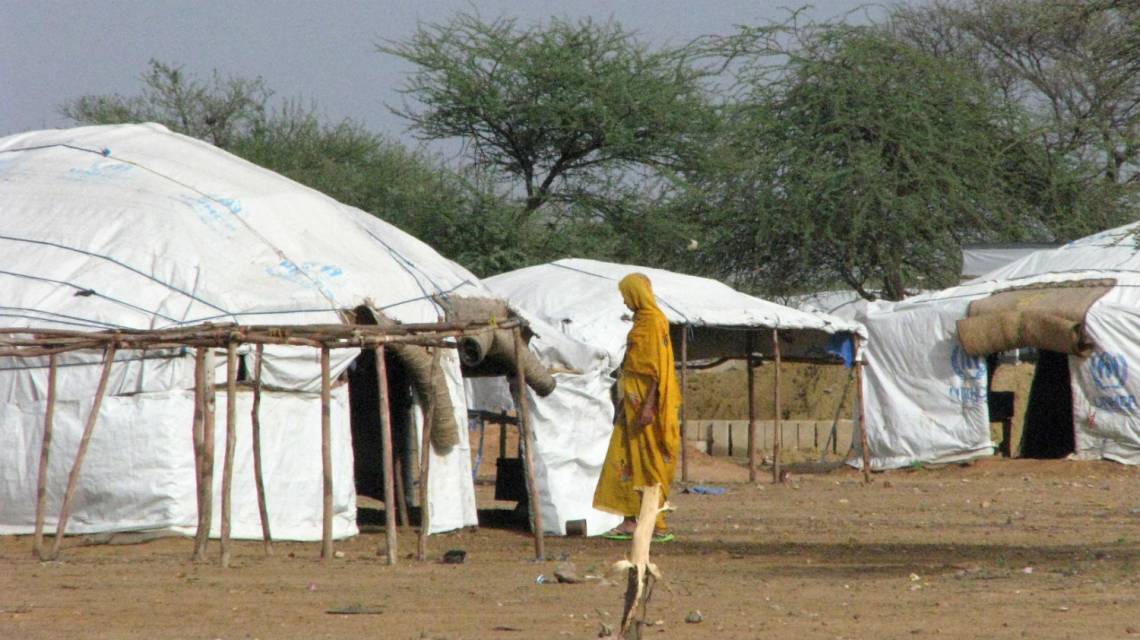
[685,419,854,457]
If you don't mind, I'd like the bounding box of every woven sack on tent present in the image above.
[956,279,1115,357]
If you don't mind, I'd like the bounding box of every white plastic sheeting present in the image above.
[470,260,863,535]
[855,223,1140,468]
[1,387,357,540]
[467,309,620,536]
[0,123,487,537]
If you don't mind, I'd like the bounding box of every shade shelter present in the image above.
[468,259,865,536]
[852,222,1140,469]
[0,124,550,562]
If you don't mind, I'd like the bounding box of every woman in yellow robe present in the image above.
[594,273,681,541]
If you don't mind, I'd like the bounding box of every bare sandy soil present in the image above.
[5,450,1140,640]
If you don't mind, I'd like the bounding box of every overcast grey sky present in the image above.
[1,1,884,149]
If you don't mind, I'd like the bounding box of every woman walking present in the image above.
[594,273,681,542]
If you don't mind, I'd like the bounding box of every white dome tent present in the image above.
[468,259,866,536]
[0,124,518,560]
[854,222,1140,469]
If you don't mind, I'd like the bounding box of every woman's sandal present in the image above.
[652,531,675,543]
[601,527,634,541]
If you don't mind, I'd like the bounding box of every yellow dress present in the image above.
[593,274,681,530]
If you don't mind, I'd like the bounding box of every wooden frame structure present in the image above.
[677,328,871,485]
[5,318,547,565]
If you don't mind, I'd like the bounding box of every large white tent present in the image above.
[468,259,864,535]
[854,222,1140,469]
[0,123,491,539]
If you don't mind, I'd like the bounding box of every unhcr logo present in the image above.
[1090,352,1128,391]
[950,345,985,381]
[948,345,985,406]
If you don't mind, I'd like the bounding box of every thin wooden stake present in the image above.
[514,327,545,561]
[747,333,758,483]
[220,341,238,567]
[415,350,438,562]
[772,330,782,484]
[679,328,689,483]
[855,337,872,483]
[394,456,409,527]
[49,345,116,560]
[375,346,398,565]
[32,354,58,560]
[251,343,272,554]
[194,348,217,561]
[320,345,334,561]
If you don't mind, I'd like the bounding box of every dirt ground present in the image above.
[5,447,1140,640]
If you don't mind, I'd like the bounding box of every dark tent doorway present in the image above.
[1019,349,1075,458]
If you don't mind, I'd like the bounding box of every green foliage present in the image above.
[689,23,1090,300]
[380,13,716,216]
[60,60,270,149]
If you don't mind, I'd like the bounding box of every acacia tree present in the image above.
[890,0,1140,189]
[693,23,1077,301]
[379,13,717,220]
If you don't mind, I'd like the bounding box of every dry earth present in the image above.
[5,451,1140,640]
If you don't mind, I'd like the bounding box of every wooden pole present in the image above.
[855,337,872,483]
[394,456,409,527]
[772,330,782,484]
[192,349,208,560]
[251,343,272,554]
[415,350,437,562]
[747,333,758,483]
[514,327,545,561]
[220,341,238,567]
[320,345,334,561]
[49,345,116,560]
[679,327,689,483]
[375,346,398,565]
[194,348,217,561]
[32,354,58,560]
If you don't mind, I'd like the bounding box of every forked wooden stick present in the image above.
[613,484,665,639]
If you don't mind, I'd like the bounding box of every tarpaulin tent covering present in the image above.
[853,222,1140,469]
[468,259,864,535]
[0,123,492,539]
